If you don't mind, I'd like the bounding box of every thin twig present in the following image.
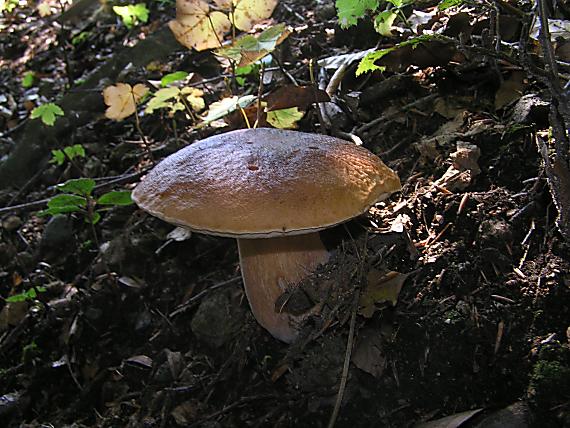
[169,276,242,318]
[355,93,438,135]
[327,235,368,428]
[326,286,359,428]
[0,170,146,216]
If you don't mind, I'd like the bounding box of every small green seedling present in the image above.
[50,144,86,166]
[39,178,133,224]
[113,3,149,28]
[31,103,64,126]
[72,31,91,46]
[22,71,35,88]
[6,287,47,303]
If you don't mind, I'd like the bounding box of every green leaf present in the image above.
[47,194,86,208]
[71,31,91,46]
[356,49,391,76]
[266,107,304,129]
[49,145,85,166]
[374,10,397,36]
[97,191,133,206]
[50,150,66,166]
[88,211,101,225]
[38,194,86,216]
[161,71,189,87]
[356,35,437,75]
[201,95,257,124]
[22,71,35,88]
[57,178,95,196]
[30,103,64,126]
[386,0,404,7]
[145,87,180,114]
[63,144,86,160]
[215,24,289,67]
[6,287,46,302]
[112,3,149,29]
[438,0,463,10]
[336,0,379,29]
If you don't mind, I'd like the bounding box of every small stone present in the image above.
[41,215,74,250]
[191,288,244,348]
[2,215,22,231]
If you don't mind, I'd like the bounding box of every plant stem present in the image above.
[255,62,265,128]
[130,92,154,163]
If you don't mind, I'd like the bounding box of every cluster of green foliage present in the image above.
[39,178,133,224]
[335,0,463,75]
[50,144,86,165]
[5,287,46,303]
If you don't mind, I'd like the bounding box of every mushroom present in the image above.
[132,128,401,343]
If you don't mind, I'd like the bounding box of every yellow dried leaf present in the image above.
[230,0,278,32]
[266,107,303,129]
[37,2,52,17]
[181,87,205,111]
[212,0,232,8]
[103,83,149,121]
[169,0,231,51]
[358,270,409,318]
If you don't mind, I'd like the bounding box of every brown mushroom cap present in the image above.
[132,128,401,238]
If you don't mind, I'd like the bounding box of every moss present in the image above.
[528,343,570,410]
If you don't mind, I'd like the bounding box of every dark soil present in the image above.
[1,1,570,427]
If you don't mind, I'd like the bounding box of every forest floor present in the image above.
[1,0,570,427]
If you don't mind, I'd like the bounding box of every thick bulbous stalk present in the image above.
[237,233,330,343]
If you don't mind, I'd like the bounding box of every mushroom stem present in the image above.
[237,233,330,343]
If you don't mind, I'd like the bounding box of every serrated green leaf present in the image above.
[266,107,304,129]
[64,144,85,160]
[97,191,133,206]
[22,71,35,88]
[161,71,189,87]
[356,49,390,76]
[57,178,95,196]
[438,0,463,10]
[50,145,85,166]
[356,35,438,75]
[30,103,64,126]
[336,0,379,29]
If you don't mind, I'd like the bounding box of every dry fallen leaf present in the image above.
[358,270,409,318]
[37,2,52,17]
[228,0,278,32]
[266,107,304,129]
[495,71,526,110]
[265,85,330,112]
[169,0,231,51]
[103,83,149,121]
[352,327,386,378]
